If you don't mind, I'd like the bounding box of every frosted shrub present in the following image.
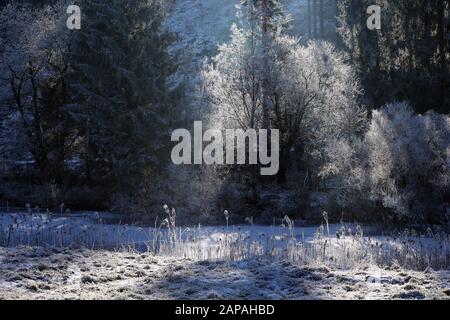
[322,102,450,223]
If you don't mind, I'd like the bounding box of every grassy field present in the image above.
[0,246,449,300]
[1,210,450,300]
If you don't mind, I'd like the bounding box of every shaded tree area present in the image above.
[304,0,337,41]
[69,0,185,192]
[337,0,450,114]
[0,0,186,209]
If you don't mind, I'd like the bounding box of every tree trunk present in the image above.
[277,153,289,184]
[85,118,92,184]
[260,0,271,130]
[437,0,448,114]
[437,0,446,71]
[422,0,431,70]
[402,2,414,70]
[334,0,339,44]
[277,138,294,184]
[319,0,324,38]
[313,0,318,38]
[308,0,312,39]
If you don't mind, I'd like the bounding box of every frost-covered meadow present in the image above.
[1,209,449,300]
[1,246,449,300]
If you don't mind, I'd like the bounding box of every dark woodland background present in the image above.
[0,0,449,226]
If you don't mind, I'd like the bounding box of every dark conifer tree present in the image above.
[70,0,185,191]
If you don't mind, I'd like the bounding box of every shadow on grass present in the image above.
[149,259,332,300]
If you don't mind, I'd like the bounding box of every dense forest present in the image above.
[0,0,449,226]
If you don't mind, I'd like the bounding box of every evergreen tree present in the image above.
[319,0,324,38]
[337,0,450,113]
[70,0,184,191]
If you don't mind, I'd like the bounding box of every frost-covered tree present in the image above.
[0,1,80,189]
[322,102,450,223]
[202,24,264,130]
[272,39,366,182]
[202,8,366,182]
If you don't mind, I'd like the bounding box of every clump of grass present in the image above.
[162,204,177,244]
[322,211,330,237]
[224,210,230,229]
[282,215,295,241]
